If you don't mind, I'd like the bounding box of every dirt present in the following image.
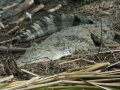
[0,0,120,79]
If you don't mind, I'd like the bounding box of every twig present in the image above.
[59,58,96,65]
[14,80,85,90]
[0,46,27,52]
[21,69,40,77]
[70,62,110,74]
[91,50,120,55]
[105,44,120,48]
[0,39,14,44]
[0,0,34,20]
[0,75,14,83]
[97,17,103,61]
[0,64,6,74]
[85,81,111,90]
[79,78,111,90]
[0,64,4,68]
[0,22,5,28]
[89,78,120,83]
[106,61,120,69]
[81,58,96,64]
[65,74,120,79]
[26,12,32,19]
[15,80,120,90]
[90,31,117,61]
[48,4,62,13]
[25,77,40,86]
[100,41,117,61]
[68,64,101,72]
[2,3,18,10]
[12,4,44,24]
[6,26,19,35]
[95,70,120,75]
[59,58,81,65]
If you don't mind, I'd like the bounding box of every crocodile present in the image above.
[13,13,93,43]
[16,18,119,66]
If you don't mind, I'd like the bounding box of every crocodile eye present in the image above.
[89,20,94,24]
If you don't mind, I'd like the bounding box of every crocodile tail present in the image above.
[14,13,93,42]
[14,13,75,42]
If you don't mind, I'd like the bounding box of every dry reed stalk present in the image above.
[65,75,120,79]
[89,78,120,83]
[11,80,120,90]
[21,69,40,77]
[70,62,110,74]
[95,70,120,75]
[0,75,14,83]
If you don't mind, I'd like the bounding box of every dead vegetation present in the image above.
[0,0,120,90]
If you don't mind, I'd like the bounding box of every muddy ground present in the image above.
[0,0,120,79]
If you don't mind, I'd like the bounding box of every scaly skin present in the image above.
[13,13,93,42]
[16,18,118,66]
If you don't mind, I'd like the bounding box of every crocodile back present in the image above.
[14,13,93,42]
